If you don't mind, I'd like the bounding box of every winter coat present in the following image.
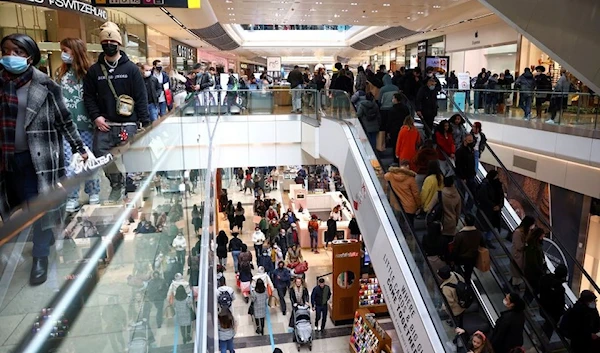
[378,75,399,111]
[411,147,438,174]
[384,167,421,214]
[311,285,331,307]
[356,100,380,133]
[515,71,535,93]
[538,272,565,320]
[534,73,552,99]
[289,285,310,306]
[455,145,476,180]
[524,239,546,292]
[348,218,360,236]
[251,268,274,292]
[450,121,467,150]
[489,309,525,353]
[0,68,85,231]
[440,272,466,316]
[421,175,443,212]
[273,267,291,289]
[325,218,337,242]
[355,71,367,92]
[386,102,410,134]
[428,186,462,236]
[510,227,527,278]
[415,85,438,117]
[435,131,455,160]
[228,236,243,252]
[174,296,193,326]
[216,232,229,259]
[453,226,484,261]
[251,290,269,319]
[565,301,600,352]
[476,179,504,231]
[396,126,421,162]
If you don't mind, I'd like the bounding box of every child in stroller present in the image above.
[292,304,313,351]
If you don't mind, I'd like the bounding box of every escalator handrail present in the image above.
[446,94,600,296]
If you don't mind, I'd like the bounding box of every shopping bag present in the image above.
[267,285,273,297]
[268,295,279,307]
[164,305,175,319]
[476,246,491,272]
[376,131,386,152]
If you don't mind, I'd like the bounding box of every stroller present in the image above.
[292,305,313,351]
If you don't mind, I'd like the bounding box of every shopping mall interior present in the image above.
[0,0,600,352]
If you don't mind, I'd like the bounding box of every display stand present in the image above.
[349,308,392,353]
[329,240,361,325]
[358,277,387,314]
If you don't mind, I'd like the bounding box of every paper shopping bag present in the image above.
[376,131,387,152]
[476,247,491,272]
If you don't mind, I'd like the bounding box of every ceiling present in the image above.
[210,0,474,27]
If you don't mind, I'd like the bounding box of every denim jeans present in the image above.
[148,103,159,122]
[63,130,100,200]
[315,305,328,330]
[474,150,480,174]
[367,131,377,150]
[310,230,318,250]
[158,101,167,116]
[520,93,532,117]
[254,244,263,262]
[291,85,303,111]
[6,152,54,257]
[232,250,241,272]
[219,338,234,353]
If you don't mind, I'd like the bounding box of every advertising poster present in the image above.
[425,56,449,76]
[457,73,471,90]
[266,57,282,72]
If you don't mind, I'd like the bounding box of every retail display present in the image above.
[32,308,69,339]
[349,309,391,353]
[330,240,362,324]
[358,278,387,313]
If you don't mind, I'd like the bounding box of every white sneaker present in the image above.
[545,119,556,124]
[315,327,320,332]
[65,199,80,213]
[89,194,100,205]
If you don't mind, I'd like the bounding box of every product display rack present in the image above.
[349,308,391,353]
[358,277,388,314]
[32,308,69,339]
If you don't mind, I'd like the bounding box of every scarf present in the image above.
[0,67,34,172]
[293,286,304,305]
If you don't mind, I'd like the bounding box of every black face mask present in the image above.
[468,142,476,149]
[102,43,118,57]
[156,66,163,72]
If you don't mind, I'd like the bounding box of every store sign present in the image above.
[266,57,282,72]
[390,49,397,61]
[240,63,248,69]
[9,0,107,20]
[335,252,360,258]
[92,0,200,8]
[417,41,427,54]
[457,72,470,90]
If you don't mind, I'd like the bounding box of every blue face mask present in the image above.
[0,55,30,74]
[61,52,73,64]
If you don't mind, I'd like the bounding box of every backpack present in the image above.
[218,290,233,308]
[366,103,380,122]
[557,306,575,339]
[426,191,444,225]
[443,273,474,308]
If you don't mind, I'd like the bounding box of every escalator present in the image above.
[477,0,600,93]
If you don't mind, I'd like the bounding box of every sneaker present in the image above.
[89,194,100,205]
[315,327,321,332]
[545,119,556,124]
[65,199,80,213]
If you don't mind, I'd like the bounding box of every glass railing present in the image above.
[445,88,599,130]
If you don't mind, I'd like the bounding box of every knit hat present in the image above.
[99,22,122,45]
[438,265,451,280]
[580,289,597,302]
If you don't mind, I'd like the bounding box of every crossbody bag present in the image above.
[100,64,135,117]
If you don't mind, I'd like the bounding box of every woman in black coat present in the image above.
[325,217,337,249]
[233,202,246,232]
[489,292,526,353]
[216,230,229,267]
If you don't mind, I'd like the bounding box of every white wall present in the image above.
[445,21,518,53]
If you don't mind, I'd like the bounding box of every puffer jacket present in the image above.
[515,71,535,92]
[378,75,399,111]
[384,167,421,214]
[427,186,462,236]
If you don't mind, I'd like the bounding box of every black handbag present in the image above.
[248,302,255,316]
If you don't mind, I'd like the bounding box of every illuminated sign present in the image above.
[8,0,107,21]
[92,0,200,8]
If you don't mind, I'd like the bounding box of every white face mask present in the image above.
[144,70,151,78]
[503,298,510,307]
[589,302,597,309]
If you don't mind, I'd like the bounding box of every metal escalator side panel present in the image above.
[319,117,446,352]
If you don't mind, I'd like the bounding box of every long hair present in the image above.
[218,308,234,329]
[255,279,266,293]
[426,160,443,186]
[57,38,90,81]
[175,285,187,301]
[403,115,415,129]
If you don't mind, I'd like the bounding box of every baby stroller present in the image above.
[292,304,313,351]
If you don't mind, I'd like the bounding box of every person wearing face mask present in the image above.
[56,37,101,212]
[424,66,441,93]
[273,261,291,315]
[475,170,504,249]
[0,33,87,285]
[489,292,525,353]
[152,60,170,116]
[538,264,567,339]
[523,228,547,298]
[509,215,535,286]
[455,134,477,211]
[560,290,600,353]
[415,78,439,133]
[138,63,162,122]
[83,22,149,202]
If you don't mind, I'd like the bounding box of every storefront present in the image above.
[445,22,518,76]
[0,0,107,75]
[147,26,171,70]
[171,39,197,72]
[404,35,445,71]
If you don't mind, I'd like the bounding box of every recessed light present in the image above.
[383,3,390,6]
[277,7,284,10]
[433,5,441,9]
[371,10,378,12]
[354,20,359,22]
[328,19,332,22]
[334,14,340,17]
[361,15,367,18]
[275,13,280,16]
[417,11,424,14]
[350,2,358,5]
[309,8,316,11]
[342,9,348,12]
[406,16,411,19]
[225,0,232,3]
[315,1,322,4]
[227,7,233,10]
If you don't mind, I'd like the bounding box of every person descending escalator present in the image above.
[416,78,439,133]
[559,290,600,353]
[476,170,504,249]
[538,264,567,339]
[489,292,526,353]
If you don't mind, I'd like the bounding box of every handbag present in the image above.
[267,285,273,297]
[100,65,134,117]
[164,305,175,319]
[248,302,255,316]
[268,295,279,307]
[165,89,173,107]
[376,131,386,152]
[190,307,197,321]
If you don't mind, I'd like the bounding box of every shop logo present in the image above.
[335,252,359,258]
[474,31,478,38]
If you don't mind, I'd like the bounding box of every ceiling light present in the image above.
[315,1,322,4]
[406,16,411,19]
[334,14,340,17]
[309,8,316,11]
[229,13,235,16]
[383,3,390,6]
[433,5,441,8]
[275,13,280,16]
[371,10,378,12]
[361,15,367,18]
[417,11,424,14]
[277,7,284,10]
[225,0,232,2]
[354,20,359,22]
[350,2,358,5]
[328,19,332,22]
[227,7,233,10]
[342,9,348,12]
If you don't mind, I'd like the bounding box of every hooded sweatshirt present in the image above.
[384,167,421,214]
[515,71,535,92]
[83,51,150,125]
[378,75,399,111]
